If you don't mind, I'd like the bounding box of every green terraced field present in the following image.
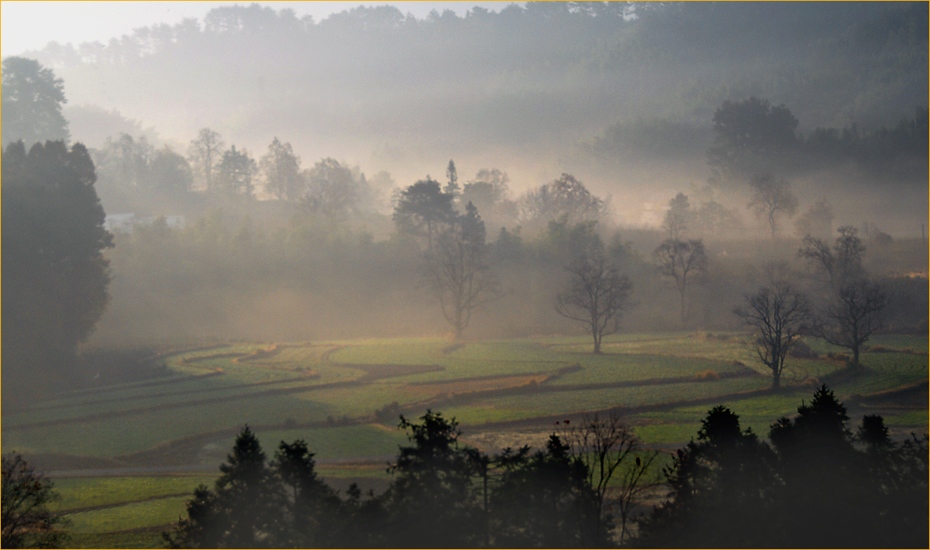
[3,332,925,547]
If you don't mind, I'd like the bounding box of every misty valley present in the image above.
[1,2,928,548]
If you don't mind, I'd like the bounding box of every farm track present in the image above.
[59,493,190,516]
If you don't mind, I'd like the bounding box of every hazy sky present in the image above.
[1,1,517,56]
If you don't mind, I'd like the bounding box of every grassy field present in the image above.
[3,332,926,547]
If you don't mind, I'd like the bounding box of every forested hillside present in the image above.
[25,2,927,190]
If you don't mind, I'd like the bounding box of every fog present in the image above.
[5,1,927,351]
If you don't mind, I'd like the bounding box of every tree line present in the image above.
[20,2,927,162]
[5,387,925,548]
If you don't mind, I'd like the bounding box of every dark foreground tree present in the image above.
[1,57,70,146]
[165,427,359,548]
[491,436,609,548]
[556,233,632,354]
[272,440,344,547]
[1,454,68,548]
[165,426,284,547]
[734,276,810,391]
[2,141,113,404]
[636,387,928,548]
[167,412,631,548]
[424,202,498,339]
[380,411,484,548]
[636,406,778,548]
[767,386,872,547]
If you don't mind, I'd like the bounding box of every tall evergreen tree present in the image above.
[380,411,484,548]
[165,426,284,548]
[1,141,112,405]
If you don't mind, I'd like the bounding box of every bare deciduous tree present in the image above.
[747,173,797,239]
[811,278,888,368]
[187,128,224,192]
[798,225,865,290]
[425,202,497,339]
[562,412,660,546]
[555,238,632,354]
[653,238,707,325]
[734,277,810,391]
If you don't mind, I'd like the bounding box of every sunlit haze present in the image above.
[1,1,516,55]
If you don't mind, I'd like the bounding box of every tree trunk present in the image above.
[679,286,688,326]
[772,369,781,391]
[593,333,601,354]
[483,466,490,547]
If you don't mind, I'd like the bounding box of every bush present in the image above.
[2,453,69,548]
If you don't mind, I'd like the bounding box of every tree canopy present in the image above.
[1,57,70,146]
[636,387,928,548]
[1,454,68,548]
